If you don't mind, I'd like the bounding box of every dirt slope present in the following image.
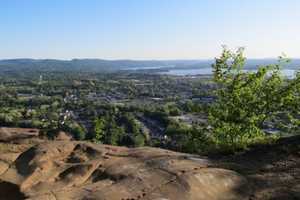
[214,135,300,200]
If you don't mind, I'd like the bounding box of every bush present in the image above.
[165,121,212,154]
[62,122,86,140]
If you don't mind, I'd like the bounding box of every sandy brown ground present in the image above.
[0,127,299,200]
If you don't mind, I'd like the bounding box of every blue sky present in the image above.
[0,0,300,59]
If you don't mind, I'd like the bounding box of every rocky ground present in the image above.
[0,127,299,200]
[214,136,300,200]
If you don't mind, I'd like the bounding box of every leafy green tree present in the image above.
[182,125,212,154]
[93,118,106,142]
[62,122,86,140]
[72,124,86,140]
[0,109,22,126]
[209,47,300,150]
[133,134,145,147]
[105,125,125,146]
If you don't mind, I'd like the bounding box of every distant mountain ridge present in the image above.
[0,58,299,72]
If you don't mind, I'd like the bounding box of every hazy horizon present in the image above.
[1,0,300,60]
[2,57,300,61]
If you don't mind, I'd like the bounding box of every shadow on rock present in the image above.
[0,181,26,200]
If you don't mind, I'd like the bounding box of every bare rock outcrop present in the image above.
[0,127,39,143]
[1,128,300,200]
[0,140,250,200]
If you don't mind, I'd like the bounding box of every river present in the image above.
[158,68,298,78]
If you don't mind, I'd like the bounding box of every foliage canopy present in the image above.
[209,47,300,149]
